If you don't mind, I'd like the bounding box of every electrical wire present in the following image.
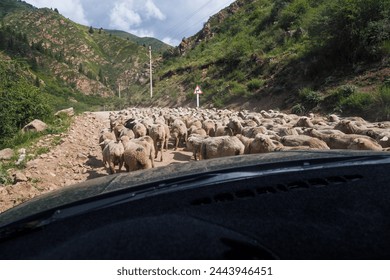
[160,1,234,43]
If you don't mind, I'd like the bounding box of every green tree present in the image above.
[308,0,390,62]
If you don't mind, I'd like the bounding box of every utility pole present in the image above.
[149,46,153,98]
[118,83,121,99]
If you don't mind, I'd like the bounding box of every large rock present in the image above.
[55,107,74,117]
[0,148,14,160]
[13,171,28,184]
[22,119,48,133]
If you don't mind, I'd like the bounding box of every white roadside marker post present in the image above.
[194,85,203,108]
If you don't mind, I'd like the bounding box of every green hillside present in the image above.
[106,30,172,52]
[0,0,158,147]
[154,0,390,120]
[0,0,34,18]
[3,6,153,95]
[1,0,390,140]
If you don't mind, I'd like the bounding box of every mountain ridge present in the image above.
[0,0,389,121]
[153,0,390,120]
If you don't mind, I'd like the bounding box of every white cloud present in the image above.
[109,1,142,31]
[108,0,165,34]
[23,0,236,44]
[26,0,90,26]
[145,0,166,20]
[130,29,155,38]
[160,37,179,46]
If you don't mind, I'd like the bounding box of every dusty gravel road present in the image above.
[0,112,193,213]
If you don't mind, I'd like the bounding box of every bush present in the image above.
[308,0,390,62]
[228,81,247,97]
[291,103,306,115]
[340,92,374,113]
[279,0,309,30]
[247,78,265,92]
[371,86,390,120]
[0,80,52,147]
[298,87,323,108]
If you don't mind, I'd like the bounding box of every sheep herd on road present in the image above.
[99,107,390,174]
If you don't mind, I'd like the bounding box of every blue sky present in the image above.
[23,0,236,46]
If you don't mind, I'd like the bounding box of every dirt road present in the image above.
[0,112,193,213]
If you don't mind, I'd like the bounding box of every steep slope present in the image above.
[106,30,171,52]
[155,0,390,120]
[0,0,34,18]
[1,2,153,98]
[0,0,166,145]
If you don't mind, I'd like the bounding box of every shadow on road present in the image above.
[86,156,104,168]
[86,170,107,180]
[173,151,192,162]
[85,155,107,180]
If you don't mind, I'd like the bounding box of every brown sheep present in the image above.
[171,119,188,150]
[121,136,154,172]
[294,117,314,128]
[99,129,116,150]
[279,135,330,150]
[100,139,124,174]
[226,118,243,135]
[149,124,166,161]
[188,125,207,136]
[334,120,366,134]
[347,138,383,151]
[187,134,209,160]
[215,124,233,136]
[200,136,245,160]
[133,123,147,138]
[241,126,268,138]
[202,119,216,136]
[306,129,379,150]
[237,134,279,154]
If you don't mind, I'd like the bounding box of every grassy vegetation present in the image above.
[106,29,172,53]
[156,0,390,117]
[0,111,72,185]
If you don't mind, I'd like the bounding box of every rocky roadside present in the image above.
[0,112,109,213]
[0,111,194,214]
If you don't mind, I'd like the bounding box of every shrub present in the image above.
[247,78,265,92]
[291,103,306,115]
[340,92,374,113]
[279,0,309,30]
[0,80,52,147]
[371,86,390,120]
[298,87,323,108]
[228,81,247,97]
[308,0,390,62]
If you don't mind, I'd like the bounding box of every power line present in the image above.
[160,1,233,43]
[170,1,233,41]
[160,1,212,38]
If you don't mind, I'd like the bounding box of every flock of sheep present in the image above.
[99,107,390,174]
